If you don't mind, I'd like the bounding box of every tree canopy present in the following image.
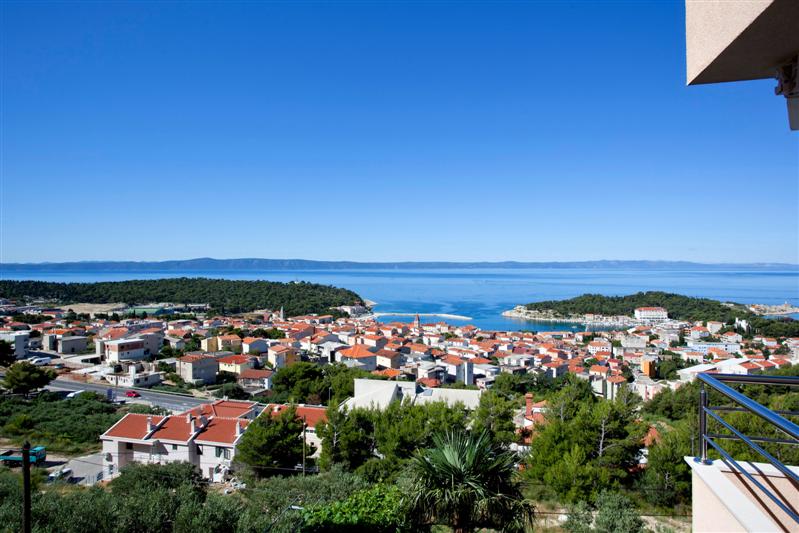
[2,362,55,395]
[526,291,749,322]
[269,363,376,406]
[0,341,15,367]
[0,278,363,316]
[316,400,473,478]
[236,405,312,474]
[523,380,645,503]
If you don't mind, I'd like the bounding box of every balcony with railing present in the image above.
[686,373,799,532]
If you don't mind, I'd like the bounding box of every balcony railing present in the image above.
[696,372,799,525]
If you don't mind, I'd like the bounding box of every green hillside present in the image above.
[0,278,363,316]
[524,291,750,322]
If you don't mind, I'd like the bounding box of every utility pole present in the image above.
[301,417,307,477]
[22,441,31,533]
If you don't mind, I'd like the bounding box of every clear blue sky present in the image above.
[1,1,797,264]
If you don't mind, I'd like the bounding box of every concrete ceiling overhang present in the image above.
[686,0,799,85]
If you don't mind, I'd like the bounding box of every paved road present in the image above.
[64,452,105,486]
[46,379,209,412]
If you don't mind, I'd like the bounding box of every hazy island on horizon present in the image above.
[2,257,798,272]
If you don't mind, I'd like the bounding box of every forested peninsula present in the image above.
[523,291,799,337]
[0,278,363,316]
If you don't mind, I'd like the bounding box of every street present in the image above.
[46,379,210,412]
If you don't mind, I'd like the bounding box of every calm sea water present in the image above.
[2,268,798,331]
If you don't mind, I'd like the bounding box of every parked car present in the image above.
[47,468,72,483]
[66,390,87,399]
[125,390,140,398]
[28,357,52,366]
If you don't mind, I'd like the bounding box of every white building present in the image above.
[0,331,29,358]
[104,338,147,363]
[634,307,668,323]
[103,364,163,388]
[343,378,482,411]
[100,399,259,482]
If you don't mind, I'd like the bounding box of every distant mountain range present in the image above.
[1,258,797,272]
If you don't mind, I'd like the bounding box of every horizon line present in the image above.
[1,257,798,268]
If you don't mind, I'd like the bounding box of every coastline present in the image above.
[362,312,473,321]
[501,306,639,328]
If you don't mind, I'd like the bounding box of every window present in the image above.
[125,443,133,450]
[172,444,178,451]
[215,447,231,459]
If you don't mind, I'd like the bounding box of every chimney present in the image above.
[525,393,533,418]
[235,420,243,437]
[146,416,154,431]
[187,414,195,433]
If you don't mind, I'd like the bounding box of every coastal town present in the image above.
[2,294,798,492]
[2,0,798,529]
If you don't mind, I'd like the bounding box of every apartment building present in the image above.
[634,307,668,323]
[100,400,259,482]
[104,338,147,363]
[176,354,219,385]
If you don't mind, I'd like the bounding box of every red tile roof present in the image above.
[238,368,273,380]
[151,415,195,442]
[372,368,402,378]
[217,354,252,365]
[339,344,376,358]
[195,417,249,445]
[103,414,164,440]
[182,399,257,419]
[265,404,328,428]
[178,354,214,364]
[442,355,465,366]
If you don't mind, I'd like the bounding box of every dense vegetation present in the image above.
[0,278,363,316]
[295,392,512,485]
[236,405,311,474]
[2,362,56,394]
[522,378,647,504]
[0,392,164,454]
[0,436,529,533]
[525,291,799,336]
[267,362,378,406]
[525,291,750,322]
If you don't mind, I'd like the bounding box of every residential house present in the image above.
[176,354,219,385]
[267,345,299,369]
[242,337,269,354]
[104,338,147,363]
[338,344,377,371]
[217,354,256,375]
[237,368,273,392]
[100,399,259,482]
[441,356,474,385]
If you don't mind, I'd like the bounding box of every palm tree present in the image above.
[407,430,535,533]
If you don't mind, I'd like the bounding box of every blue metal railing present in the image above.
[696,372,799,525]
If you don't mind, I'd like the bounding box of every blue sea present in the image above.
[1,268,798,331]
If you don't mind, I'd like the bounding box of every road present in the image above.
[64,452,105,485]
[46,379,210,412]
